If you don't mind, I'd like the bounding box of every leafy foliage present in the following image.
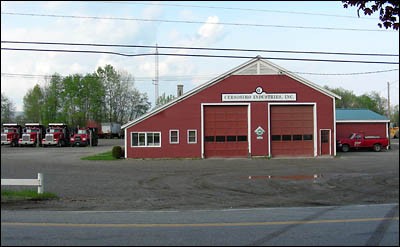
[343,1,399,30]
[111,145,123,159]
[21,65,151,128]
[325,86,390,116]
[156,92,176,107]
[391,105,399,124]
[23,84,44,123]
[1,92,16,125]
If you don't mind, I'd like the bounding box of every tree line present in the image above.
[1,81,399,127]
[324,86,398,124]
[2,65,151,128]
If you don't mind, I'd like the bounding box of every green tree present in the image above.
[391,104,399,124]
[324,86,358,108]
[82,73,105,124]
[22,65,150,127]
[58,74,81,126]
[156,93,176,107]
[96,65,121,122]
[95,64,150,123]
[1,92,16,125]
[42,73,63,126]
[342,1,399,30]
[126,89,151,121]
[355,91,387,115]
[23,84,44,123]
[326,86,388,116]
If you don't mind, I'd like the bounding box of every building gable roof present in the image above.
[122,56,341,129]
[336,108,389,122]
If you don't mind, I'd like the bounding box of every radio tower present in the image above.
[155,43,159,106]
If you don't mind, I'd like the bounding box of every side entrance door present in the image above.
[320,129,331,155]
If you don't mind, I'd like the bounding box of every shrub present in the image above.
[112,146,123,159]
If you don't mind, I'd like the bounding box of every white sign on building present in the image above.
[222,86,296,102]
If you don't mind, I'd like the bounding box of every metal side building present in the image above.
[336,108,390,140]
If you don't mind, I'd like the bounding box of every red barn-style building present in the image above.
[122,57,341,158]
[336,109,390,140]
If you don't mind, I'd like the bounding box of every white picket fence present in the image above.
[1,173,44,194]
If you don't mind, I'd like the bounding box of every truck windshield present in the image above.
[27,129,39,133]
[3,129,15,133]
[349,134,362,139]
[50,129,61,133]
[77,130,87,134]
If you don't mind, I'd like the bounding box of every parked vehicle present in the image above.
[19,123,46,147]
[70,127,98,147]
[1,123,22,147]
[42,123,71,147]
[101,122,122,139]
[337,132,389,152]
[85,121,122,139]
[389,123,399,139]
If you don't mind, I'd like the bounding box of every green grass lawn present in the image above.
[1,190,58,202]
[81,151,119,160]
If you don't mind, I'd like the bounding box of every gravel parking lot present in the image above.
[1,139,399,211]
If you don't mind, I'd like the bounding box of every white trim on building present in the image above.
[122,57,341,131]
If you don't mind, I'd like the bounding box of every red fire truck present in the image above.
[42,123,71,147]
[19,123,46,147]
[1,123,22,147]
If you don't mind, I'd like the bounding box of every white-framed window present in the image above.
[131,132,161,147]
[169,130,179,144]
[187,129,197,144]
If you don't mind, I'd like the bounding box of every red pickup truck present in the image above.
[337,133,389,152]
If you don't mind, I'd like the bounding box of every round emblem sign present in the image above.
[255,87,263,94]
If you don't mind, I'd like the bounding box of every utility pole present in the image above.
[387,81,391,149]
[154,43,159,106]
[387,81,390,119]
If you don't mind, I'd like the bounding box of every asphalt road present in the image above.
[1,139,399,211]
[1,204,398,246]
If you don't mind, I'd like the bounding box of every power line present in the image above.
[1,12,395,32]
[2,41,398,57]
[0,72,216,82]
[2,69,399,81]
[2,47,399,64]
[95,1,377,20]
[290,68,399,75]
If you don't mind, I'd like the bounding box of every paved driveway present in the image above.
[1,139,398,211]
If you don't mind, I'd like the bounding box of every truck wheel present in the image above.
[373,144,382,152]
[341,144,350,152]
[58,140,64,147]
[395,131,399,139]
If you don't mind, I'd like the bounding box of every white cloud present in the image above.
[1,3,230,110]
[197,16,224,41]
[41,1,67,10]
[1,3,169,110]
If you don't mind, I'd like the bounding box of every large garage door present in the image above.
[270,105,314,157]
[204,105,248,158]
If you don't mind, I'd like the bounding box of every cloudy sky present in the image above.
[1,1,399,111]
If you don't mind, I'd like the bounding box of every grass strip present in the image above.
[81,151,118,160]
[1,190,58,202]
